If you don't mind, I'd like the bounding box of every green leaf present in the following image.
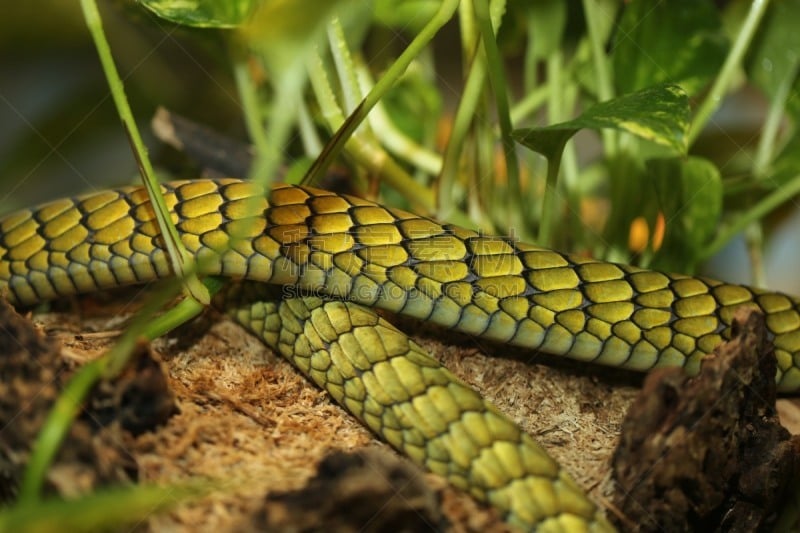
[774,130,800,171]
[513,82,690,161]
[601,155,722,271]
[137,0,257,28]
[374,0,441,31]
[602,152,647,261]
[571,0,621,99]
[0,482,212,532]
[611,0,727,96]
[747,0,800,116]
[528,0,566,60]
[383,70,443,144]
[649,156,722,272]
[241,0,349,74]
[765,130,800,190]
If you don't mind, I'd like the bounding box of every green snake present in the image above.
[2,178,799,531]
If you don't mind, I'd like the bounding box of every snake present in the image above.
[2,178,800,531]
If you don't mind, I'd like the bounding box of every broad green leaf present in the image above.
[612,0,727,96]
[528,0,566,60]
[383,69,443,144]
[649,156,722,272]
[747,0,800,116]
[765,131,800,190]
[137,0,257,28]
[602,152,647,261]
[513,82,690,162]
[601,155,722,271]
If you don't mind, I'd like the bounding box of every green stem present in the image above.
[358,67,442,176]
[537,51,581,247]
[18,357,105,504]
[523,14,539,92]
[509,85,550,124]
[701,171,800,261]
[308,52,346,128]
[6,483,211,531]
[538,147,565,246]
[307,52,436,212]
[328,17,362,115]
[459,1,478,67]
[582,0,616,151]
[753,58,800,178]
[297,99,323,157]
[141,277,228,341]
[536,50,566,236]
[439,0,505,225]
[438,53,486,219]
[688,0,770,145]
[19,277,226,502]
[232,45,271,172]
[303,0,459,197]
[473,0,520,217]
[79,0,208,305]
[249,64,306,185]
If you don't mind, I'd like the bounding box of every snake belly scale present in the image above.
[2,177,800,530]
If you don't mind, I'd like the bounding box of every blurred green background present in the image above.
[0,0,799,294]
[0,2,243,209]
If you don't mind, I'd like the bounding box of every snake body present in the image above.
[2,178,800,530]
[224,284,603,531]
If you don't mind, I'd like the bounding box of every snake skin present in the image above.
[2,178,798,390]
[223,283,611,530]
[2,178,800,530]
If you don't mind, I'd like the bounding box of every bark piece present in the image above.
[0,298,177,500]
[85,345,178,436]
[255,448,446,532]
[612,308,800,531]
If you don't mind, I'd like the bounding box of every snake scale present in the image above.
[2,177,800,531]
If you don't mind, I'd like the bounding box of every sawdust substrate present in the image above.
[19,292,800,531]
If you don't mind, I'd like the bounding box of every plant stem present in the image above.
[473,0,521,223]
[537,146,565,246]
[79,0,208,304]
[688,0,770,145]
[307,52,437,212]
[753,58,799,178]
[358,67,442,176]
[19,276,226,503]
[18,357,105,504]
[701,171,800,260]
[328,17,362,115]
[582,0,616,151]
[297,99,323,157]
[303,0,459,196]
[248,64,306,185]
[459,1,478,67]
[510,85,550,124]
[232,46,271,171]
[438,52,486,220]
